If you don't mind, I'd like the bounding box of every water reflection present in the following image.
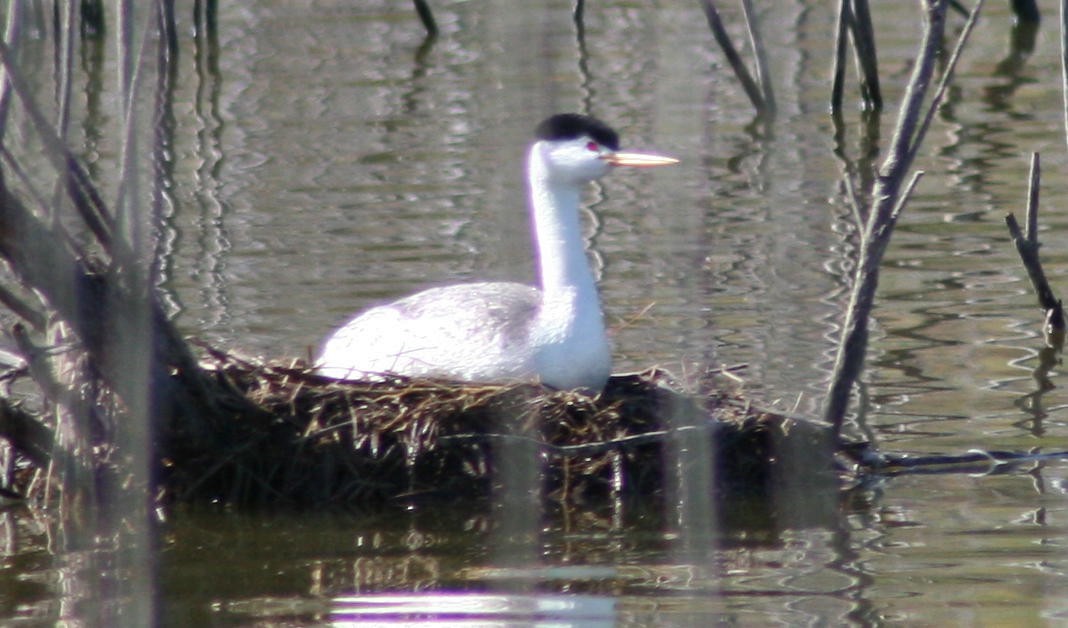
[3,0,1068,625]
[329,593,615,626]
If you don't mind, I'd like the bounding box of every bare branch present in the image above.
[888,170,925,224]
[1004,153,1066,336]
[1026,151,1040,242]
[906,0,984,165]
[882,1,946,177]
[823,0,980,436]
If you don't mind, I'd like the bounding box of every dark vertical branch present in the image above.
[79,0,106,37]
[412,0,438,37]
[1012,0,1040,22]
[831,0,851,112]
[831,0,881,112]
[849,0,882,111]
[1004,153,1066,338]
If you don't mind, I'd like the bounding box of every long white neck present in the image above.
[527,144,599,298]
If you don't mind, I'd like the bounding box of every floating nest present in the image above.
[159,349,847,510]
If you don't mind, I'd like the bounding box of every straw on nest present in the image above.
[160,348,843,509]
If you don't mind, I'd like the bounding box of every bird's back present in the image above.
[316,282,542,382]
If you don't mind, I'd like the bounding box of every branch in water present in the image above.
[1004,153,1066,343]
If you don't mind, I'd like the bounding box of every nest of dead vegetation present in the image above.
[159,348,844,509]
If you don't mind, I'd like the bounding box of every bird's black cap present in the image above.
[534,113,620,151]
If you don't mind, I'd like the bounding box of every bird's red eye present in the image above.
[586,141,600,152]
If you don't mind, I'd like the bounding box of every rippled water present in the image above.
[3,0,1068,624]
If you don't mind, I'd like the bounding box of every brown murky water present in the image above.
[2,1,1068,624]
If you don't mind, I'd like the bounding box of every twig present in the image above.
[889,170,925,223]
[823,1,980,437]
[1025,151,1040,241]
[412,0,438,37]
[1004,153,1066,337]
[948,0,969,16]
[831,0,882,112]
[905,0,984,166]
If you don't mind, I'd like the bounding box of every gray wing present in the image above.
[316,282,543,382]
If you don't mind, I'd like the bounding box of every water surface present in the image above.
[2,0,1068,624]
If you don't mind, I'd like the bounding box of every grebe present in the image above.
[316,113,677,390]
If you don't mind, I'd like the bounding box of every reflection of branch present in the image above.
[699,0,774,116]
[740,0,775,114]
[412,0,437,37]
[831,0,882,112]
[0,40,115,252]
[1004,153,1066,345]
[0,2,21,139]
[1012,0,1039,22]
[823,1,983,439]
[1013,341,1057,438]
